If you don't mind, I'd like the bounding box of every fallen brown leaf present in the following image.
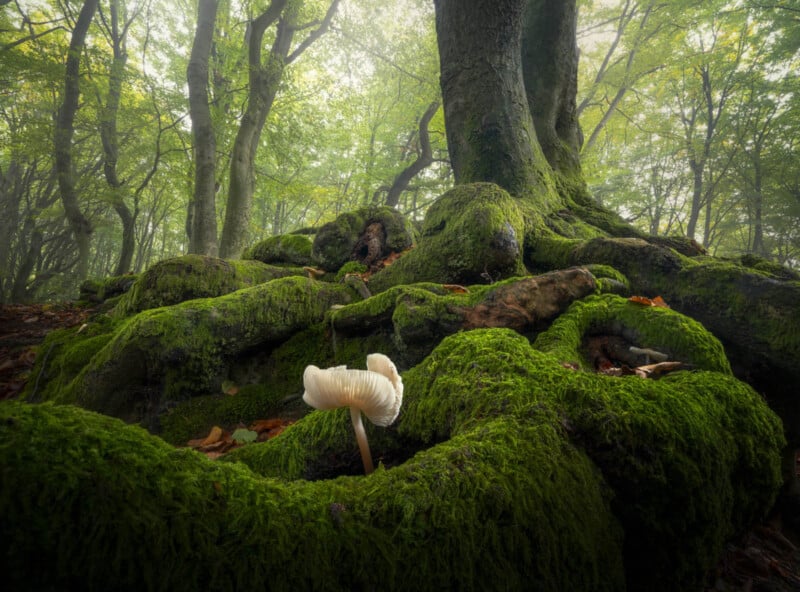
[200,425,223,446]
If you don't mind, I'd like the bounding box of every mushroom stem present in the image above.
[349,406,374,475]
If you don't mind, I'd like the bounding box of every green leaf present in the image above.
[231,428,257,444]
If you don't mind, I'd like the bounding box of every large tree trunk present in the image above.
[433,0,557,204]
[186,0,219,256]
[54,0,98,282]
[521,0,582,180]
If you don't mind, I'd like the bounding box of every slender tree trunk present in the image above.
[385,100,440,208]
[0,159,22,301]
[186,0,219,256]
[219,0,339,258]
[99,0,135,275]
[751,157,764,256]
[11,226,43,303]
[687,160,703,240]
[521,0,582,178]
[54,0,98,281]
[219,0,290,259]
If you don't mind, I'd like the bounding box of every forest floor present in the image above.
[1,302,799,591]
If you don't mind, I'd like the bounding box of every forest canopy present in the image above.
[1,0,799,302]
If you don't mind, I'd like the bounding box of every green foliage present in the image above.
[578,0,800,269]
[231,428,257,444]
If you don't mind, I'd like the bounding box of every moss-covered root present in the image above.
[368,183,528,292]
[2,325,783,592]
[112,254,304,317]
[61,276,353,423]
[533,293,732,373]
[231,327,783,592]
[407,330,782,590]
[242,233,314,267]
[0,401,623,592]
[329,268,597,365]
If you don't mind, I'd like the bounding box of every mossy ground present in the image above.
[0,317,783,591]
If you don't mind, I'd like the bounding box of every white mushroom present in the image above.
[302,354,403,475]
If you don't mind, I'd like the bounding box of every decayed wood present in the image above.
[454,267,596,331]
[332,267,596,339]
[352,222,386,267]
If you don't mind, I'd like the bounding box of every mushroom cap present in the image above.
[303,363,402,427]
[366,353,403,400]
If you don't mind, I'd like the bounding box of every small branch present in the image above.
[287,0,341,64]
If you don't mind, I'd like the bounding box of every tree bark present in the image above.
[99,0,135,275]
[384,100,439,208]
[219,0,290,259]
[433,0,556,203]
[521,0,582,178]
[54,0,98,282]
[219,0,340,258]
[186,0,219,256]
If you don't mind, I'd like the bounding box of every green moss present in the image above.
[79,273,138,304]
[557,369,783,591]
[23,314,120,403]
[584,264,630,294]
[334,261,368,281]
[368,183,528,292]
[112,255,304,317]
[0,319,784,591]
[523,227,583,273]
[671,261,800,365]
[533,293,731,373]
[1,395,623,592]
[311,205,416,271]
[55,277,352,425]
[158,383,286,445]
[242,234,314,267]
[738,253,800,281]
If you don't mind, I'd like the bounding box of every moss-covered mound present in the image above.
[26,276,353,427]
[368,183,527,292]
[112,254,304,317]
[79,273,138,305]
[0,319,783,591]
[242,234,314,267]
[311,205,416,271]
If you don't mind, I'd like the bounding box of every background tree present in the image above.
[218,0,341,258]
[54,0,100,281]
[186,0,219,256]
